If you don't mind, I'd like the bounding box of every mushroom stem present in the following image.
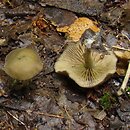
[117,61,130,96]
[83,48,93,69]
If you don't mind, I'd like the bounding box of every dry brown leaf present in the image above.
[93,110,107,120]
[57,17,100,41]
[0,38,6,46]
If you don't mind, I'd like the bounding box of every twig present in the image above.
[64,105,72,120]
[112,46,130,52]
[32,111,64,119]
[0,104,64,119]
[0,104,25,112]
[118,31,130,42]
[6,111,29,130]
[64,105,72,130]
[117,61,130,95]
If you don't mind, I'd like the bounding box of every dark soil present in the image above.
[0,0,130,130]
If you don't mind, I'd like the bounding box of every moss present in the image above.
[126,87,130,97]
[99,92,111,109]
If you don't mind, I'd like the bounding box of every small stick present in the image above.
[7,111,29,130]
[117,61,130,95]
[64,105,72,130]
[64,105,72,120]
[112,46,130,52]
[0,104,64,119]
[33,111,64,119]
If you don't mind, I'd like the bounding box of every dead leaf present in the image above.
[57,17,100,41]
[93,110,107,120]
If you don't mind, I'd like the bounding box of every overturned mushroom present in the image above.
[3,47,43,80]
[55,42,117,88]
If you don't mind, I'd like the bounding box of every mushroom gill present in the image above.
[55,42,117,88]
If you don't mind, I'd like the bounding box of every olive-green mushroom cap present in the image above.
[3,47,43,80]
[55,43,117,88]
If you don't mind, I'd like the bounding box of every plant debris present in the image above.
[39,0,104,16]
[57,17,100,41]
[0,0,130,129]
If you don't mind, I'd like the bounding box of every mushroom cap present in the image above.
[55,43,117,88]
[3,47,43,80]
[113,50,130,76]
[114,50,130,60]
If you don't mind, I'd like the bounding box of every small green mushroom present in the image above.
[3,47,43,80]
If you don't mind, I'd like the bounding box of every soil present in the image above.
[0,0,130,130]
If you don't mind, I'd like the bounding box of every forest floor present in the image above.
[0,0,130,130]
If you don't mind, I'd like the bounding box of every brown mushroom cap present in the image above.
[3,47,43,80]
[113,49,130,76]
[114,50,130,60]
[55,43,117,88]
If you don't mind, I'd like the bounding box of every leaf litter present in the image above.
[0,0,130,130]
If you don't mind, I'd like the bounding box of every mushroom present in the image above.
[113,49,130,76]
[113,49,130,95]
[55,42,117,88]
[3,47,43,80]
[114,49,130,61]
